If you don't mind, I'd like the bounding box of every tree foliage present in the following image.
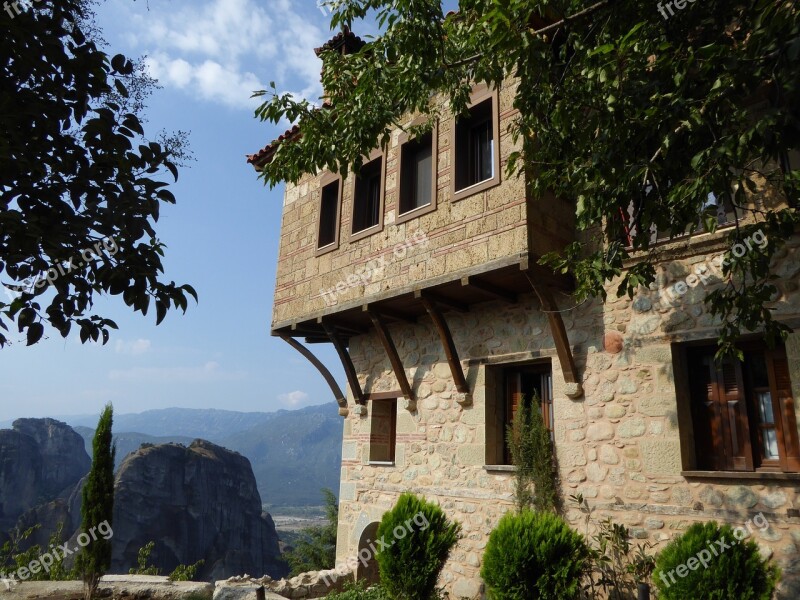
[0,0,196,348]
[283,488,339,576]
[653,521,779,600]
[507,393,559,513]
[255,0,800,356]
[76,404,115,600]
[481,510,588,600]
[375,493,460,600]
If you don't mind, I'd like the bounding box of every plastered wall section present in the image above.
[334,235,800,599]
[272,80,535,328]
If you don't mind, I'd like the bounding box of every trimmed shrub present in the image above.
[654,521,779,600]
[375,493,461,600]
[481,510,588,600]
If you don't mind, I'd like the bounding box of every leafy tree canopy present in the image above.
[255,0,800,357]
[0,0,196,348]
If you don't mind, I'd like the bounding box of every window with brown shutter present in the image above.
[685,342,800,473]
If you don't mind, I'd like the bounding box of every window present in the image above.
[487,363,553,465]
[399,133,434,215]
[683,342,800,473]
[452,89,500,201]
[352,155,384,235]
[620,190,737,246]
[317,178,341,252]
[369,398,397,463]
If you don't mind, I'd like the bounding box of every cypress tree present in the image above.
[77,404,115,600]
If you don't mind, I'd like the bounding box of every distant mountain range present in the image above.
[62,403,342,507]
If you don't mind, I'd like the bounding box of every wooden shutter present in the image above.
[718,358,753,471]
[768,352,800,472]
[690,356,727,470]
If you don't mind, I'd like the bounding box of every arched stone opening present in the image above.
[355,521,381,584]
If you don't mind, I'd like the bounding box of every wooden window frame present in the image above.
[315,172,342,257]
[396,119,438,224]
[674,339,800,474]
[349,148,386,242]
[368,397,397,465]
[451,86,501,203]
[486,361,553,466]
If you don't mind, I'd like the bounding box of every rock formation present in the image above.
[111,439,287,580]
[0,419,90,532]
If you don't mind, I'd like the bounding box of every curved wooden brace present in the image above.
[420,296,470,394]
[279,334,349,413]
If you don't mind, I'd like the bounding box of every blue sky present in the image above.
[2,0,458,422]
[0,0,336,420]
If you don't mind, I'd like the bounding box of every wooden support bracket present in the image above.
[366,308,415,406]
[279,334,349,415]
[420,297,471,403]
[530,282,584,398]
[321,322,367,405]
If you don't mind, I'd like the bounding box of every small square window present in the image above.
[369,398,397,463]
[317,179,340,250]
[352,157,383,234]
[455,98,496,192]
[400,133,434,214]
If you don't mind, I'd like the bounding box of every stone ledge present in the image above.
[3,577,213,599]
[682,470,800,482]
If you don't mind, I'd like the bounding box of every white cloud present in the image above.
[108,361,246,383]
[114,338,151,356]
[126,0,326,109]
[278,390,310,407]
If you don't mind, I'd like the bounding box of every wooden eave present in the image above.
[272,255,583,411]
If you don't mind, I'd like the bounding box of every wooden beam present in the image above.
[366,308,415,402]
[322,322,366,405]
[279,334,348,411]
[304,337,329,344]
[369,390,403,401]
[413,289,469,313]
[461,276,518,304]
[530,282,581,392]
[362,304,417,324]
[420,297,470,394]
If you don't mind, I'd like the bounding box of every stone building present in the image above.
[249,29,800,599]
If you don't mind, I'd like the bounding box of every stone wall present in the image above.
[218,568,354,599]
[335,233,800,599]
[271,79,574,328]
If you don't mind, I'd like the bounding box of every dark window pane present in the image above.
[400,135,433,214]
[318,181,339,248]
[455,98,495,192]
[353,158,382,233]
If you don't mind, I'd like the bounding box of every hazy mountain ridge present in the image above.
[71,403,343,506]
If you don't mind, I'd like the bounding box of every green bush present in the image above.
[481,510,588,600]
[168,559,205,581]
[375,493,461,600]
[654,521,779,600]
[506,393,559,512]
[323,581,389,600]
